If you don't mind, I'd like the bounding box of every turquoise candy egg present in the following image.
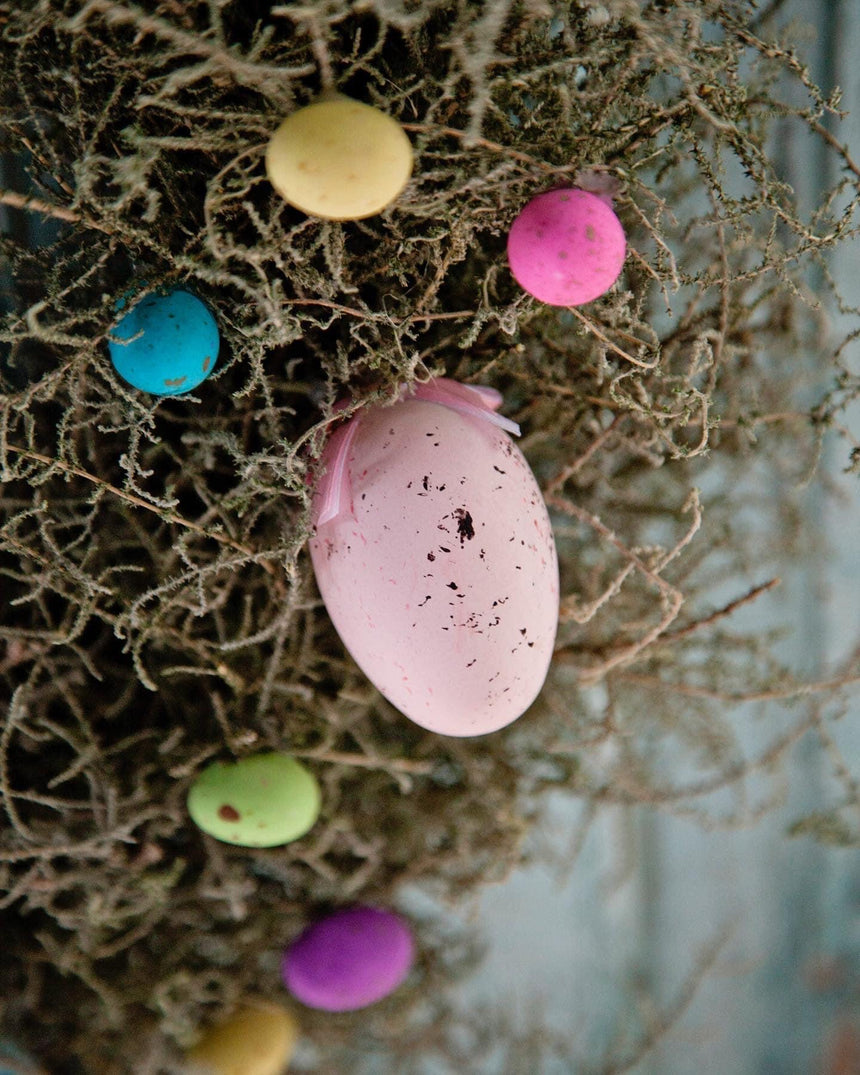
[108,288,219,395]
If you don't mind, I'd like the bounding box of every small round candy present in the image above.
[108,288,219,395]
[282,905,414,1012]
[187,753,321,848]
[186,1002,299,1075]
[265,96,413,220]
[507,187,626,306]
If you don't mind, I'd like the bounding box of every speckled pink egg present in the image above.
[308,378,559,737]
[282,905,414,1012]
[507,187,626,305]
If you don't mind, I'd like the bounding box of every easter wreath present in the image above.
[1,1,859,1072]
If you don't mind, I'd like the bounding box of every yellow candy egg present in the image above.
[265,96,413,220]
[186,1002,298,1075]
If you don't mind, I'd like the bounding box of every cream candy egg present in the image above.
[265,96,413,220]
[309,378,559,737]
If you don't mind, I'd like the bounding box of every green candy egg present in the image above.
[187,753,321,848]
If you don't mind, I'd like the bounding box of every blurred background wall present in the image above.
[436,3,860,1072]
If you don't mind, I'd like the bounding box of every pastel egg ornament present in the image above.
[507,186,626,305]
[187,753,321,848]
[308,377,559,737]
[108,288,219,395]
[265,95,413,220]
[185,1002,299,1075]
[282,906,414,1012]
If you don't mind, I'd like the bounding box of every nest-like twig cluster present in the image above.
[1,1,859,1071]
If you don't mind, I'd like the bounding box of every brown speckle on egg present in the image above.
[454,508,475,544]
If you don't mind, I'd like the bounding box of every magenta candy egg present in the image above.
[282,906,414,1012]
[507,187,626,305]
[308,378,559,738]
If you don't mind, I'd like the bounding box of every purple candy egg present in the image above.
[282,906,414,1012]
[507,187,626,306]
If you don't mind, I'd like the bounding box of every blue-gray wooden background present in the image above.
[395,3,860,1073]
